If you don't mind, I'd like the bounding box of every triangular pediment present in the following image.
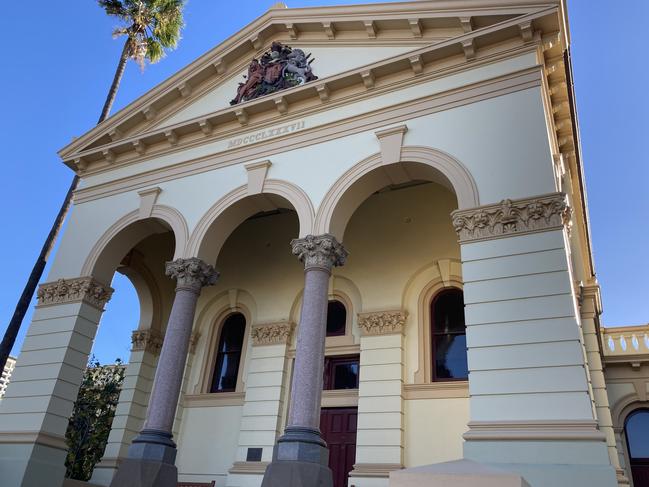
[59,0,563,169]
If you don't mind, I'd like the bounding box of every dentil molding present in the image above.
[451,192,571,243]
[251,321,295,346]
[37,277,113,309]
[358,310,408,336]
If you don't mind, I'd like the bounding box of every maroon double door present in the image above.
[320,407,358,487]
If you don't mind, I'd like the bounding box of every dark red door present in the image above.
[320,407,357,487]
[632,461,649,487]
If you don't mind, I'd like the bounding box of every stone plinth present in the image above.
[389,460,530,487]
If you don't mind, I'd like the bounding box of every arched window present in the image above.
[625,409,649,486]
[431,288,468,381]
[210,313,246,393]
[326,300,347,337]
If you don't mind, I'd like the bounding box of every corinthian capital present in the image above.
[291,234,347,271]
[165,258,219,292]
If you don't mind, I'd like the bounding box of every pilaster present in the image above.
[350,310,407,487]
[91,330,162,485]
[0,277,112,487]
[452,193,617,487]
[227,322,294,487]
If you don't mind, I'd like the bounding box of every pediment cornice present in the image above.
[58,0,562,166]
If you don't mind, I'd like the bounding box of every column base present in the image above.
[261,427,333,487]
[109,430,177,487]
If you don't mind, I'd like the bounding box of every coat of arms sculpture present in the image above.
[230,41,318,105]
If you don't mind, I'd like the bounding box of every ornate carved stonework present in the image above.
[37,277,113,309]
[291,234,347,271]
[231,41,317,105]
[131,329,163,355]
[251,322,295,346]
[165,258,219,292]
[358,310,408,336]
[451,193,571,243]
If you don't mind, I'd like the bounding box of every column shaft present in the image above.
[288,267,330,430]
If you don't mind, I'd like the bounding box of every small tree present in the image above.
[64,357,126,481]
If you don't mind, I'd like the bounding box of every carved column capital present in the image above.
[131,329,163,355]
[291,234,347,271]
[358,310,408,336]
[165,258,219,293]
[451,192,571,243]
[37,277,113,310]
[251,321,295,346]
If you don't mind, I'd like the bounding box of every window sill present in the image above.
[403,382,469,400]
[183,391,246,408]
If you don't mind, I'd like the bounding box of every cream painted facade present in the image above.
[1,1,648,487]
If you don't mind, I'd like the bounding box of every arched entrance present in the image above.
[625,409,649,487]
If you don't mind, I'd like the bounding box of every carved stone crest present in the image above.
[358,310,408,336]
[165,258,219,292]
[231,41,317,105]
[291,234,347,271]
[37,277,113,309]
[451,193,571,243]
[251,321,295,346]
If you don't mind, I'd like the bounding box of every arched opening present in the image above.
[430,288,467,381]
[210,312,246,393]
[74,218,179,484]
[326,300,347,337]
[625,409,649,486]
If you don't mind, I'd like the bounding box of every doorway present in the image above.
[625,409,649,487]
[320,407,357,487]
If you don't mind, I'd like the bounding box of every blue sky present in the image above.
[1,1,647,364]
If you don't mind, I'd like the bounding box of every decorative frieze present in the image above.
[165,258,219,292]
[358,310,408,336]
[131,329,163,355]
[251,321,295,346]
[451,193,571,243]
[36,277,113,309]
[291,234,348,271]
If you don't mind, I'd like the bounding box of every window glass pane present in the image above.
[211,313,246,392]
[434,334,468,379]
[333,362,359,389]
[326,300,347,336]
[218,313,246,352]
[433,291,465,334]
[626,410,649,459]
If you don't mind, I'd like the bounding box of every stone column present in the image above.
[91,329,162,486]
[110,258,218,487]
[262,234,347,487]
[0,277,112,487]
[350,310,407,487]
[580,285,629,486]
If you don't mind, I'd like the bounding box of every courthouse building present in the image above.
[0,1,648,487]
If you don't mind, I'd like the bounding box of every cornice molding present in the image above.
[59,2,559,164]
[131,329,163,355]
[250,321,295,346]
[61,7,558,170]
[451,192,570,243]
[36,277,113,310]
[358,310,408,336]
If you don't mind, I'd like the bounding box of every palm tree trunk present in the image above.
[0,39,131,374]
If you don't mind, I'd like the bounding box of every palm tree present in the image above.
[0,0,185,374]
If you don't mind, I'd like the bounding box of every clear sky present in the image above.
[1,1,647,364]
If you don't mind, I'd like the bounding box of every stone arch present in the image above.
[315,146,479,240]
[117,252,164,334]
[81,205,189,283]
[187,179,315,264]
